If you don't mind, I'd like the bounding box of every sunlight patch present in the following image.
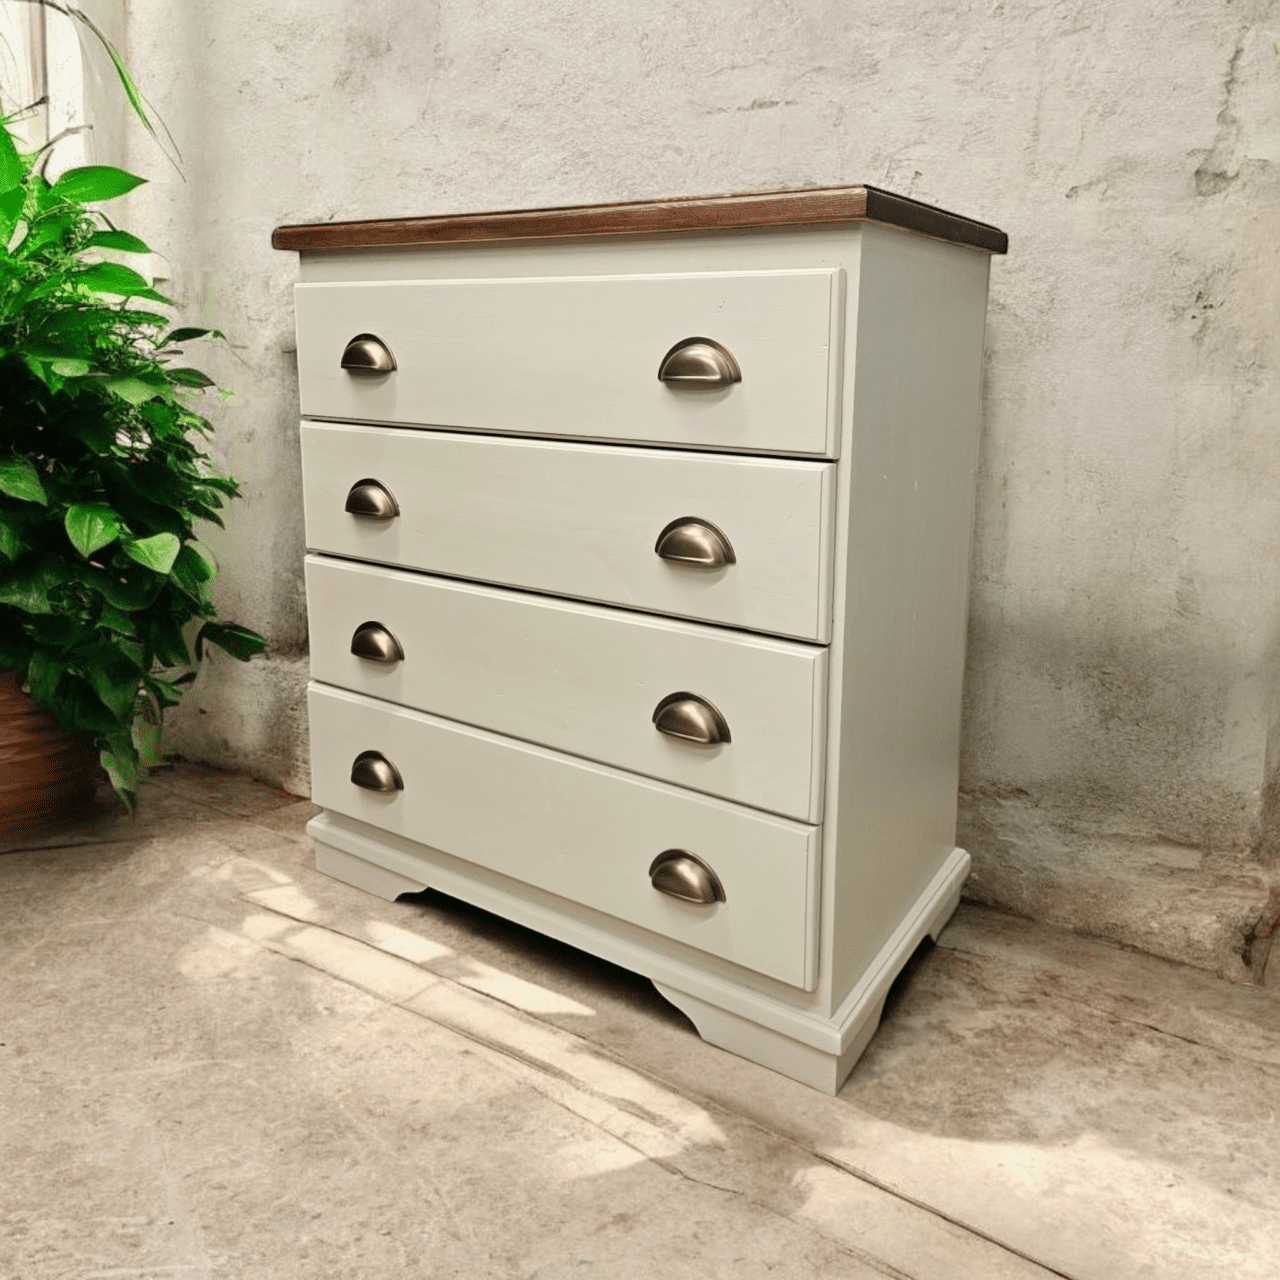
[244,883,322,920]
[363,919,455,964]
[456,960,597,1017]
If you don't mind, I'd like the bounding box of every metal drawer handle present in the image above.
[350,750,403,793]
[345,479,399,520]
[350,621,404,664]
[341,332,397,375]
[652,692,731,745]
[649,850,726,905]
[654,517,735,568]
[657,337,741,388]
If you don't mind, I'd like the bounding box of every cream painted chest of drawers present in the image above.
[273,187,1006,1092]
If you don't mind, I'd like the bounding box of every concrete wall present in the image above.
[96,2,1280,976]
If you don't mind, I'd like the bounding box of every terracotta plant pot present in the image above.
[0,668,101,842]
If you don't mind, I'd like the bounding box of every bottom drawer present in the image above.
[309,683,820,989]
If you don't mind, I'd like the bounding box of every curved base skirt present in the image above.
[309,810,968,1094]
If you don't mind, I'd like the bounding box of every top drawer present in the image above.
[294,270,843,457]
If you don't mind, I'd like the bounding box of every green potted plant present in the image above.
[0,105,265,824]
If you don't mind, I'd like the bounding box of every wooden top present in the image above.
[272,185,1007,255]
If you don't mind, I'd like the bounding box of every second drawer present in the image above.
[300,421,836,643]
[307,554,828,822]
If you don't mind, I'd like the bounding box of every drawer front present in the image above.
[308,684,820,989]
[294,270,842,457]
[301,422,835,642]
[306,555,827,822]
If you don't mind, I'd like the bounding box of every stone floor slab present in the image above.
[5,762,1280,1279]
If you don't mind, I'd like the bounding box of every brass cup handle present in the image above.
[657,337,741,388]
[350,621,404,664]
[654,517,735,568]
[341,332,397,375]
[345,479,399,520]
[350,750,403,793]
[649,850,726,905]
[652,692,731,745]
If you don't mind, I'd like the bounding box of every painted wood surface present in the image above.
[310,823,966,1093]
[295,270,841,456]
[306,555,828,821]
[308,683,821,989]
[300,422,836,642]
[288,207,996,1088]
[273,184,1008,254]
[818,224,993,1000]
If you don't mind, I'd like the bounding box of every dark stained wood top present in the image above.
[272,185,1007,254]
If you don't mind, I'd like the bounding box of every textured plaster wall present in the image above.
[102,2,1280,973]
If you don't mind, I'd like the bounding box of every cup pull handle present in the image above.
[341,333,397,375]
[350,750,403,793]
[654,517,735,568]
[344,479,399,520]
[652,692,731,745]
[350,622,404,664]
[657,337,741,388]
[649,850,726,905]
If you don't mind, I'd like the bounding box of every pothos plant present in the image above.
[0,117,266,811]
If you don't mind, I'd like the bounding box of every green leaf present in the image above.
[166,366,216,389]
[146,675,184,707]
[0,516,28,560]
[29,615,93,648]
[169,541,215,600]
[21,354,55,389]
[26,649,65,707]
[0,457,48,505]
[105,376,167,405]
[94,23,156,136]
[201,470,240,498]
[119,310,169,329]
[148,612,193,666]
[86,229,151,254]
[0,185,25,245]
[77,261,153,297]
[189,505,225,529]
[51,165,146,204]
[197,620,266,662]
[116,636,146,670]
[22,214,76,254]
[161,327,222,346]
[50,357,92,377]
[63,417,117,452]
[187,539,218,580]
[84,564,167,611]
[99,743,138,814]
[53,678,122,735]
[0,125,23,194]
[123,531,180,574]
[86,661,141,723]
[99,606,137,635]
[66,503,125,557]
[0,564,54,613]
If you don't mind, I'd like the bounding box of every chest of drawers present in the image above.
[274,186,1006,1092]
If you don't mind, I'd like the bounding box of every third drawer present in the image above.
[307,554,828,822]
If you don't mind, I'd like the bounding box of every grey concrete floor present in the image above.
[3,762,1279,1279]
